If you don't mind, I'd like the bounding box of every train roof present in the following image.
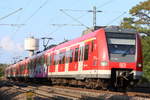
[92,26,137,34]
[104,26,137,34]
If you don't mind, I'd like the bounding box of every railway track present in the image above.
[1,80,150,100]
[1,80,82,100]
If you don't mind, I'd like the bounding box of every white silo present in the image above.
[24,37,39,57]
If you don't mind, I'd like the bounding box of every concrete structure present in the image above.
[24,37,39,57]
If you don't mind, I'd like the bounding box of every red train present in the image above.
[5,26,143,89]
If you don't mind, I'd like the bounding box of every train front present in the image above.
[104,27,143,88]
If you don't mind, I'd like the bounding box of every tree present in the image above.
[121,0,150,34]
[0,64,7,78]
[141,37,150,81]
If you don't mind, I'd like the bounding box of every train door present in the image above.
[83,43,90,70]
[90,40,98,77]
[78,42,84,74]
[83,41,98,77]
[73,45,79,71]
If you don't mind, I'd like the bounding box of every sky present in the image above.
[0,0,146,64]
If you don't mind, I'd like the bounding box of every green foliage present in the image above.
[0,64,7,77]
[142,37,150,81]
[121,0,150,34]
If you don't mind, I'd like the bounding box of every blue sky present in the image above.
[0,0,146,64]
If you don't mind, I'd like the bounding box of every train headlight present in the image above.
[137,63,142,68]
[100,61,108,66]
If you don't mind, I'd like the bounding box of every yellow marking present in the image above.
[83,37,96,43]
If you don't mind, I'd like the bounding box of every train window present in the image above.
[62,52,65,64]
[50,55,52,65]
[54,55,56,65]
[39,57,41,65]
[65,51,70,63]
[38,58,40,65]
[47,55,53,66]
[59,52,65,64]
[41,56,45,64]
[91,40,94,52]
[59,52,64,64]
[39,57,43,65]
[56,55,58,65]
[25,64,27,70]
[84,45,89,60]
[21,65,24,72]
[59,53,62,64]
[69,50,73,63]
[37,58,40,65]
[47,55,50,66]
[27,62,29,70]
[30,60,34,70]
[29,61,31,68]
[54,54,59,65]
[75,48,79,62]
[79,47,84,61]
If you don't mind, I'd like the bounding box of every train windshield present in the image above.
[106,32,136,62]
[108,45,135,55]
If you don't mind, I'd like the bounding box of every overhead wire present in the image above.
[0,8,23,21]
[12,0,49,38]
[23,0,49,23]
[96,0,128,26]
[10,0,34,38]
[48,12,89,36]
[105,12,127,26]
[15,0,34,22]
[97,0,114,9]
[60,9,90,29]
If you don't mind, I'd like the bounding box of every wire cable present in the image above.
[60,9,90,29]
[24,0,49,23]
[106,12,127,26]
[0,8,23,21]
[48,12,90,37]
[12,0,49,38]
[97,0,114,9]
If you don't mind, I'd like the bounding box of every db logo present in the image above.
[119,63,126,68]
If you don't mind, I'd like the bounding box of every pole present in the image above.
[93,6,96,27]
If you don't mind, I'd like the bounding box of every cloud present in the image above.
[0,36,24,52]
